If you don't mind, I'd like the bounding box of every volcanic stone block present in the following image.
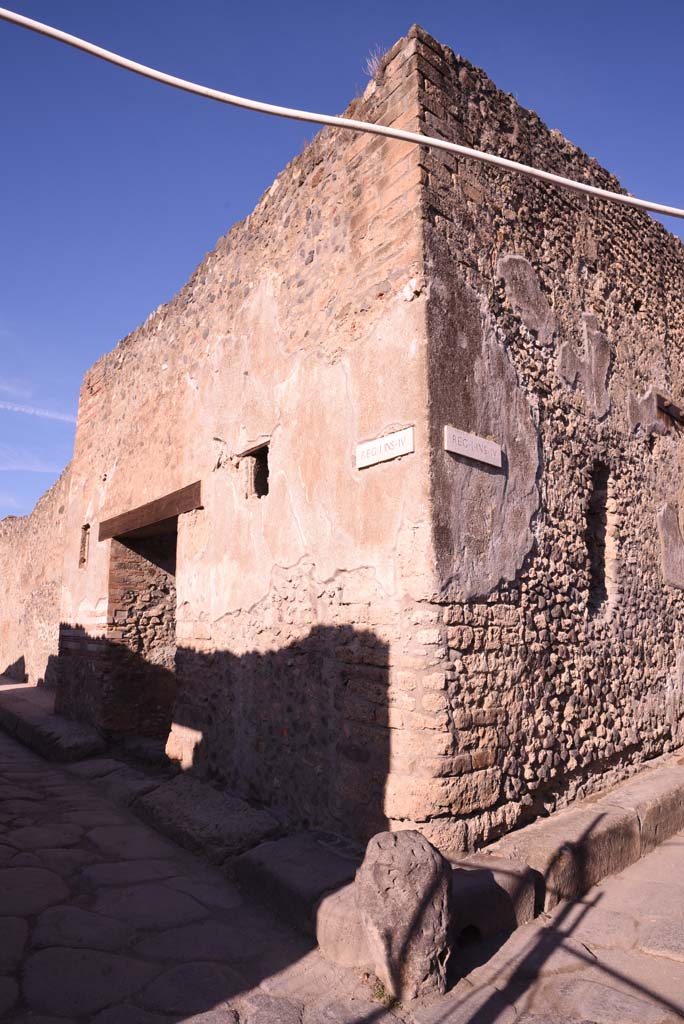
[356,830,451,1001]
[134,774,280,862]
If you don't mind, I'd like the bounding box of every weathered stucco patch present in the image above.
[497,254,555,346]
[498,255,611,419]
[628,386,669,436]
[428,271,540,601]
[657,503,684,588]
[557,313,611,419]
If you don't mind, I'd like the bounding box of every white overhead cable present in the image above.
[1,6,683,221]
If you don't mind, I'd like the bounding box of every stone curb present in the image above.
[486,750,684,913]
[0,687,106,762]
[237,750,684,967]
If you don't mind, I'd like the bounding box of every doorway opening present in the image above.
[106,516,178,738]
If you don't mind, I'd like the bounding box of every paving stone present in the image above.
[5,824,83,850]
[465,923,593,994]
[182,1008,239,1023]
[547,902,638,951]
[38,847,94,877]
[81,859,181,886]
[0,976,19,1016]
[0,784,41,800]
[99,767,163,806]
[260,953,350,1005]
[59,809,129,827]
[65,758,129,779]
[91,1007,172,1024]
[138,962,245,1016]
[586,948,684,1014]
[235,832,360,933]
[0,916,28,969]
[527,975,681,1024]
[135,917,286,963]
[413,981,516,1024]
[86,824,179,860]
[637,918,684,961]
[237,991,303,1024]
[304,998,400,1023]
[23,948,158,1016]
[10,1014,77,1024]
[11,851,43,867]
[0,866,68,914]
[2,800,47,817]
[592,878,684,920]
[514,1017,595,1023]
[33,905,134,951]
[93,882,209,928]
[164,876,244,910]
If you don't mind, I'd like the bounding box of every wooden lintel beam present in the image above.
[98,481,202,541]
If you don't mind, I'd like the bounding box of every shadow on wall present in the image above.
[1,655,27,683]
[54,623,391,842]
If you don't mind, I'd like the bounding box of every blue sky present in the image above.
[1,0,683,519]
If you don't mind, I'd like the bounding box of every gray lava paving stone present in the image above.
[0,915,28,969]
[5,824,83,850]
[32,905,134,951]
[0,867,68,915]
[139,963,245,1016]
[81,859,181,886]
[23,947,158,1016]
[86,825,178,860]
[93,882,208,928]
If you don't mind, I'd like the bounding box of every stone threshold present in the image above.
[0,682,106,761]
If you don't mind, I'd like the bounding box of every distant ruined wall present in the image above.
[0,466,71,685]
[413,28,684,850]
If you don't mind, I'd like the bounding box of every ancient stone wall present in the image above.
[413,28,684,850]
[0,466,71,686]
[7,26,684,851]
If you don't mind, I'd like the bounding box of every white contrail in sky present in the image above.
[0,377,32,399]
[0,445,61,473]
[0,401,76,423]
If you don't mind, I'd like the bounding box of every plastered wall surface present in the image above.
[53,31,444,838]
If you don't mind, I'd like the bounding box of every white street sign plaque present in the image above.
[356,427,415,470]
[444,425,502,468]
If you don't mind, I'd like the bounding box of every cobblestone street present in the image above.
[0,731,401,1024]
[3,726,684,1023]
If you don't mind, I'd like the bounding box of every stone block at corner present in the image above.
[235,832,360,934]
[133,773,280,862]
